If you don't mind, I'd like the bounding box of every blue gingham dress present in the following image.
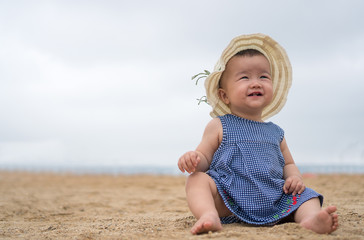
[207,114,323,225]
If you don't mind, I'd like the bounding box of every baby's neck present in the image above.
[230,112,264,122]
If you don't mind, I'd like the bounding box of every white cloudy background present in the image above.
[0,0,363,172]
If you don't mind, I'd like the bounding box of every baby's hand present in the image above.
[283,175,305,196]
[178,151,201,174]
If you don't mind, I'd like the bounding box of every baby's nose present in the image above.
[250,79,262,87]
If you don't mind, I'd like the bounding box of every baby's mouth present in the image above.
[248,92,263,96]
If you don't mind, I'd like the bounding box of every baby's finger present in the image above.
[177,159,185,173]
[178,157,188,173]
[177,156,186,172]
[181,156,194,174]
[188,152,199,167]
[187,153,196,166]
[283,178,292,194]
[283,183,288,194]
[185,158,195,173]
[289,181,298,195]
[193,155,201,167]
[298,183,306,195]
[293,181,303,195]
[292,188,297,196]
[188,153,200,171]
[291,181,298,195]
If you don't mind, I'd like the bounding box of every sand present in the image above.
[0,171,363,240]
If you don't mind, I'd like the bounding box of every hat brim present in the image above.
[204,33,292,120]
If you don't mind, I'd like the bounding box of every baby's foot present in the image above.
[191,212,222,235]
[300,206,339,234]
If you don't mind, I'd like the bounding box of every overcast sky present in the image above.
[0,0,363,170]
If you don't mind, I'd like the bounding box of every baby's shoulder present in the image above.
[205,117,223,132]
[204,117,223,143]
[269,122,285,141]
[270,122,284,131]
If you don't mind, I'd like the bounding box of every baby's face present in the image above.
[218,54,273,118]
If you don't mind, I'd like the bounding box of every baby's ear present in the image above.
[218,88,230,105]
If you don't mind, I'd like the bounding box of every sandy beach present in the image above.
[0,171,363,239]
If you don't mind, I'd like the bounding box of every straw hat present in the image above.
[204,33,292,120]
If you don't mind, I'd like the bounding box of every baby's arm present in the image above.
[178,118,222,174]
[281,138,305,195]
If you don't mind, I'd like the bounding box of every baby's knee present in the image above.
[186,172,207,184]
[186,172,210,187]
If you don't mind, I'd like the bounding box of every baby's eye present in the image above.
[260,75,271,81]
[240,76,248,80]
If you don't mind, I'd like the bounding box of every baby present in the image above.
[178,34,338,235]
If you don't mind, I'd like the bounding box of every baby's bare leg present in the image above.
[185,172,231,234]
[294,198,339,234]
